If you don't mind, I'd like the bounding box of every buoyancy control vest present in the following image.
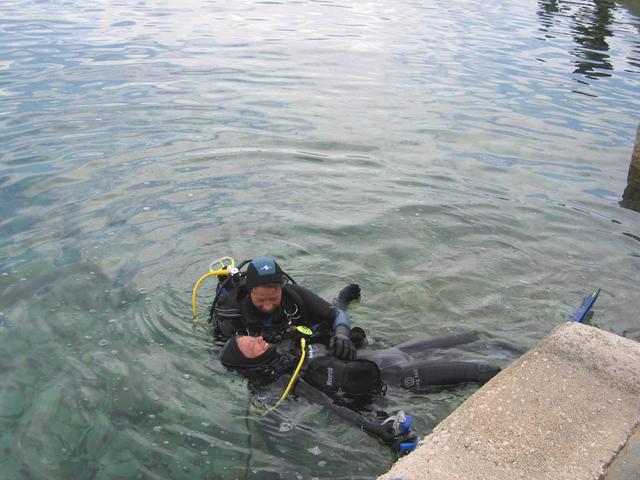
[303,344,384,398]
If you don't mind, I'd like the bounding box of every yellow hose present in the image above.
[191,267,231,319]
[191,255,306,414]
[272,337,306,409]
[253,337,307,416]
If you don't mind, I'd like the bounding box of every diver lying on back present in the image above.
[219,331,506,395]
[218,330,518,451]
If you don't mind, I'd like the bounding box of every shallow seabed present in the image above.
[1,0,639,478]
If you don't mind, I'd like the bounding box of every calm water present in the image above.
[1,0,639,478]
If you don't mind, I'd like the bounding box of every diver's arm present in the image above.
[288,284,355,360]
[286,285,338,326]
[334,283,361,311]
[394,332,480,355]
[287,284,353,330]
[294,378,416,451]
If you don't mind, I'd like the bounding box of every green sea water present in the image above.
[1,0,639,478]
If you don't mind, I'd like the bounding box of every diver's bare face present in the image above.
[236,336,271,359]
[250,285,282,314]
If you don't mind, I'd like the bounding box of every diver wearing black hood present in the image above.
[219,331,509,395]
[218,330,518,452]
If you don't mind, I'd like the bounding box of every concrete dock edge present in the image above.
[378,322,640,480]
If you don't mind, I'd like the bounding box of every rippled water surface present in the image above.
[1,0,639,478]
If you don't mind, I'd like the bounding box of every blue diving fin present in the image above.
[569,288,601,323]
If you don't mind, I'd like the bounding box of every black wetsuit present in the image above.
[213,283,350,342]
[301,332,510,393]
[361,332,523,389]
[218,284,522,451]
[247,332,520,451]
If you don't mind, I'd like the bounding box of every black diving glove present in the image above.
[335,283,361,310]
[330,325,356,361]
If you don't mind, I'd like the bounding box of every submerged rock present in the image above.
[0,431,13,463]
[0,385,26,419]
[85,413,117,459]
[97,448,143,479]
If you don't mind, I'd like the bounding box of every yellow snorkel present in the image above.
[191,256,237,319]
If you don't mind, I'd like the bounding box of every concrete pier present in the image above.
[379,322,640,480]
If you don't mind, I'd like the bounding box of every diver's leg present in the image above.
[394,360,500,391]
[295,378,416,450]
[455,339,527,357]
[359,349,411,371]
[395,332,480,355]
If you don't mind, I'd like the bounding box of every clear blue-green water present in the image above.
[1,0,639,478]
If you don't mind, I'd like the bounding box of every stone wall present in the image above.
[378,322,640,480]
[620,124,640,212]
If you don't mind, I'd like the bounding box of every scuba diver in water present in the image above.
[206,256,521,451]
[219,331,505,395]
[218,330,517,452]
[211,257,361,360]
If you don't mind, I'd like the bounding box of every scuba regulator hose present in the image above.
[271,337,307,411]
[252,334,308,416]
[191,269,228,318]
[191,256,237,320]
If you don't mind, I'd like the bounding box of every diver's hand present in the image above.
[336,283,361,310]
[330,325,356,360]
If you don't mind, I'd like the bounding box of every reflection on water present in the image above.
[538,0,639,81]
[571,0,614,78]
[1,0,640,478]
